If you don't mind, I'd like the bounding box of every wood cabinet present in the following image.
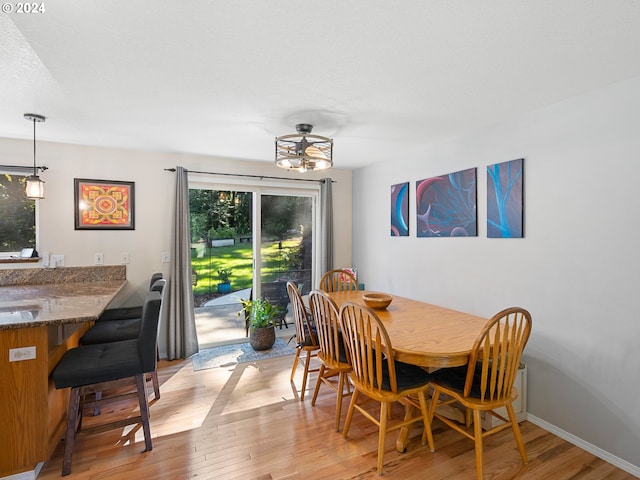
[0,324,89,477]
[0,267,126,478]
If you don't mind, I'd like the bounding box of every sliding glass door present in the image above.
[189,181,318,309]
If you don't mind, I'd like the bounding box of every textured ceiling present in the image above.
[1,1,640,169]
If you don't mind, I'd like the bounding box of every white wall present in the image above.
[351,76,640,472]
[0,139,352,355]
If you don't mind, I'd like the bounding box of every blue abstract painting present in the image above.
[390,182,409,236]
[487,158,524,238]
[416,168,477,237]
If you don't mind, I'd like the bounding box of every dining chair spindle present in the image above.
[319,269,359,293]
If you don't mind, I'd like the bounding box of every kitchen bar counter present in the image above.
[0,281,126,329]
[0,266,126,478]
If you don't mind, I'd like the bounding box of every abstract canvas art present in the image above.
[416,168,477,237]
[74,178,135,230]
[487,158,523,238]
[390,182,409,236]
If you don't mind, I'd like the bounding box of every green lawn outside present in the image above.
[191,238,300,296]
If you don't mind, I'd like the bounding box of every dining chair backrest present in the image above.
[464,307,532,402]
[309,290,347,368]
[339,301,399,394]
[319,269,359,293]
[287,281,317,347]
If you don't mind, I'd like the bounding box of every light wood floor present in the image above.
[37,354,636,480]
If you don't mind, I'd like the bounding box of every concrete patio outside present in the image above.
[195,288,294,349]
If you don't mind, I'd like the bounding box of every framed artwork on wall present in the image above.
[416,167,477,237]
[391,182,409,236]
[74,178,135,230]
[487,158,524,238]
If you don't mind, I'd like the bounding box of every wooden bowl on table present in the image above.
[362,292,393,310]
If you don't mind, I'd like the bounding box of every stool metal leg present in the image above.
[62,387,81,476]
[135,374,153,452]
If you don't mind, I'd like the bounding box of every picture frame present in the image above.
[74,178,135,230]
[416,167,477,237]
[391,182,409,236]
[487,158,524,238]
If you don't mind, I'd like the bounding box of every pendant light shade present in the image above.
[24,113,46,199]
[275,124,333,172]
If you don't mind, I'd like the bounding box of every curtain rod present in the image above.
[0,164,48,173]
[164,168,335,183]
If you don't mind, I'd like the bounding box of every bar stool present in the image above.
[80,277,165,400]
[52,290,162,476]
[80,272,163,344]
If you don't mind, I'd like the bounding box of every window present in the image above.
[0,173,36,254]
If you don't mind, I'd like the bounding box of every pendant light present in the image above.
[24,113,46,199]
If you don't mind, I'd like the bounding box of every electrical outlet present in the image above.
[51,254,65,267]
[162,252,170,263]
[9,346,36,362]
[121,253,130,264]
[94,252,104,265]
[42,251,50,267]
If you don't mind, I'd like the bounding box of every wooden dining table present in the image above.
[326,290,488,368]
[325,289,489,451]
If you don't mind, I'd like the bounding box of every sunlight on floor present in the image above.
[136,355,308,444]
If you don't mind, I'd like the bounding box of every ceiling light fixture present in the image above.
[275,124,333,172]
[24,113,46,199]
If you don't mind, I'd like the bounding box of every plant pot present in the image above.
[250,325,276,351]
[217,282,231,294]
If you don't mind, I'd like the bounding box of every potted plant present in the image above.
[240,297,284,350]
[216,267,232,294]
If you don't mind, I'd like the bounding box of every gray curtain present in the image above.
[320,177,334,274]
[166,166,198,360]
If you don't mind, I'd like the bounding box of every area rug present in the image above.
[191,338,296,371]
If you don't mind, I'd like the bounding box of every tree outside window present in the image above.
[0,173,36,252]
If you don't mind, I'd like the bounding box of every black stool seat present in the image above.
[97,305,143,322]
[53,339,143,388]
[79,319,141,345]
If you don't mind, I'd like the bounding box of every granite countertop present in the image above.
[0,280,126,329]
[0,266,128,330]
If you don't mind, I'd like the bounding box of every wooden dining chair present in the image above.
[319,269,359,293]
[428,307,532,480]
[286,281,320,401]
[339,301,435,475]
[309,290,353,431]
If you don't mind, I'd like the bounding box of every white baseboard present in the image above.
[0,462,43,480]
[527,414,640,478]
